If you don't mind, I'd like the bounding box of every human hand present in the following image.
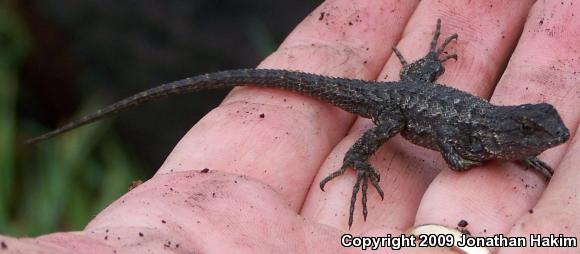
[2,1,579,253]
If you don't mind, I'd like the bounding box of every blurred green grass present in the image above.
[0,0,285,237]
[0,2,143,236]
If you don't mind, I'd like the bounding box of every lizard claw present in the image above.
[436,34,458,55]
[523,156,554,181]
[319,165,348,191]
[319,158,383,229]
[348,162,383,228]
[393,46,408,67]
[430,18,458,61]
[440,53,457,62]
[398,19,459,82]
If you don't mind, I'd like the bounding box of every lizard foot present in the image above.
[393,19,458,67]
[320,158,384,228]
[430,18,458,62]
[523,156,553,181]
[394,19,458,82]
[319,122,401,228]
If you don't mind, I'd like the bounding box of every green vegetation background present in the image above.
[1,2,141,236]
[0,0,316,236]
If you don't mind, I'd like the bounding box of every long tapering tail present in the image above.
[25,69,380,144]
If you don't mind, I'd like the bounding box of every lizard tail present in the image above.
[25,69,378,144]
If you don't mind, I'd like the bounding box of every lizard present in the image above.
[25,19,570,228]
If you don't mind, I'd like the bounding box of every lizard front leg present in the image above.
[523,156,554,180]
[436,127,483,171]
[319,116,403,228]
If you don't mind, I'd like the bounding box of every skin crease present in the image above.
[2,0,580,253]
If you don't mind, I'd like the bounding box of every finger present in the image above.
[302,0,536,232]
[499,127,580,253]
[157,0,418,211]
[416,0,580,241]
[498,2,580,253]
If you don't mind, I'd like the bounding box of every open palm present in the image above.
[2,0,579,253]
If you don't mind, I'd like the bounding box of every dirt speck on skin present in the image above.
[139,232,144,237]
[528,209,534,214]
[201,168,210,173]
[318,12,325,21]
[457,219,471,235]
[259,113,265,118]
[161,220,166,224]
[129,180,143,191]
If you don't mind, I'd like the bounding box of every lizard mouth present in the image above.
[552,126,570,145]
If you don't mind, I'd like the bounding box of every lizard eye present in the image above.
[519,121,536,135]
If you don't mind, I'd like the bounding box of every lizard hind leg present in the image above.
[319,118,402,228]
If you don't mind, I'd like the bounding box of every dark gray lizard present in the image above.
[26,19,570,228]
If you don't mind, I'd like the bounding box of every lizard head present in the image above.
[482,103,569,160]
